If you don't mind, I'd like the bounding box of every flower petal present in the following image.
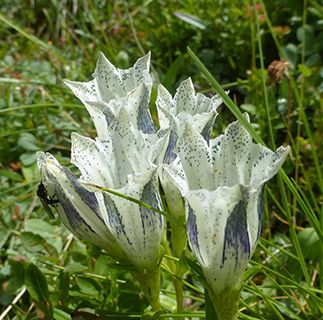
[71,133,114,187]
[71,108,167,189]
[209,115,290,188]
[37,152,126,260]
[64,53,154,138]
[65,52,152,103]
[176,123,213,190]
[102,170,164,270]
[156,78,220,164]
[185,185,251,292]
[158,160,187,217]
[87,83,155,136]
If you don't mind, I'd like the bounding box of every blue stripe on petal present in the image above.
[222,199,250,270]
[200,116,215,144]
[187,204,204,263]
[103,194,133,245]
[103,108,115,126]
[140,176,163,235]
[63,167,104,223]
[138,89,156,134]
[54,184,97,237]
[163,130,178,164]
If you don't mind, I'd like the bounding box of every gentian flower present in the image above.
[64,52,155,137]
[174,115,289,319]
[37,152,127,261]
[156,78,222,257]
[37,54,166,309]
[156,77,222,164]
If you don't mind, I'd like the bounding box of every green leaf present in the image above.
[57,271,70,302]
[0,229,11,249]
[243,266,262,282]
[25,263,50,302]
[281,44,298,69]
[240,103,257,115]
[163,56,184,89]
[17,133,39,151]
[21,232,46,252]
[53,308,72,320]
[64,262,88,273]
[75,277,101,297]
[25,219,55,238]
[298,228,320,261]
[20,152,37,166]
[5,259,25,294]
[94,254,117,276]
[21,163,40,182]
[0,169,23,181]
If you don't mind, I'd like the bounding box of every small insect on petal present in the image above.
[37,182,58,219]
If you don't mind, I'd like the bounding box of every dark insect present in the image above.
[37,182,59,219]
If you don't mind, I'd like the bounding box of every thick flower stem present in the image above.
[209,287,240,320]
[134,267,162,311]
[170,220,187,259]
[174,278,184,315]
[170,220,187,317]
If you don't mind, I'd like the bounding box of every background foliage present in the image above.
[0,0,322,319]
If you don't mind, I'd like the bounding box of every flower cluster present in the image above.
[37,53,289,315]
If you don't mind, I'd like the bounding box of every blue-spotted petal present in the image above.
[86,83,155,137]
[37,152,126,260]
[101,170,164,270]
[71,108,168,189]
[156,78,221,133]
[185,185,255,293]
[64,52,151,103]
[176,123,213,190]
[156,78,221,164]
[209,115,290,189]
[64,53,153,138]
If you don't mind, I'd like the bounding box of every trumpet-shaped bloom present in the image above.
[156,78,221,213]
[174,115,289,295]
[37,53,167,273]
[71,106,167,189]
[64,52,155,137]
[157,78,221,164]
[67,104,166,269]
[156,78,222,257]
[38,149,164,270]
[37,152,126,261]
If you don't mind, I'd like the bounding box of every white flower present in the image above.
[37,152,126,261]
[175,115,289,295]
[64,51,152,103]
[64,52,155,138]
[156,77,221,164]
[156,78,222,256]
[68,105,166,270]
[156,77,222,213]
[38,53,167,272]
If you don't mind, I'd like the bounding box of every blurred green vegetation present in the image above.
[0,0,322,319]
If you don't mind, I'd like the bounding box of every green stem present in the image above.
[174,279,184,316]
[170,220,187,261]
[208,287,240,320]
[134,267,162,310]
[162,227,185,316]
